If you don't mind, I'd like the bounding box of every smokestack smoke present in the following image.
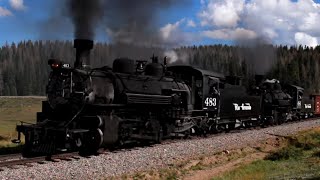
[44,0,192,63]
[105,0,190,47]
[236,37,276,75]
[64,0,190,44]
[67,0,103,39]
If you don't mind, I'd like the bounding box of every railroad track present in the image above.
[0,132,192,169]
[0,153,22,162]
[0,152,83,170]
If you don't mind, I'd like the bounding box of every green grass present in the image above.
[212,128,320,180]
[0,97,43,147]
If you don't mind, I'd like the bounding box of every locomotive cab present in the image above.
[167,65,225,113]
[284,85,314,118]
[283,84,304,110]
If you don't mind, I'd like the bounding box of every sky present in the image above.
[1,0,320,47]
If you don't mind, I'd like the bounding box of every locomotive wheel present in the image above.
[156,128,163,143]
[183,129,192,139]
[88,128,103,149]
[211,124,221,134]
[225,124,230,132]
[269,116,276,126]
[278,117,284,124]
[79,128,103,156]
[228,123,236,131]
[277,112,285,125]
[272,111,279,126]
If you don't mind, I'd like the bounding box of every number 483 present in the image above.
[205,97,216,106]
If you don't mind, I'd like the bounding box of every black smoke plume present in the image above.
[104,0,187,46]
[103,0,192,61]
[65,0,190,44]
[236,37,276,75]
[67,0,103,39]
[42,0,192,63]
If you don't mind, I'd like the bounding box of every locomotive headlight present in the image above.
[48,59,62,70]
[51,63,60,68]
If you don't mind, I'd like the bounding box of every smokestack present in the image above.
[74,39,94,68]
[255,74,265,87]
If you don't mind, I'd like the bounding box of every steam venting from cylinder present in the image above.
[74,39,94,68]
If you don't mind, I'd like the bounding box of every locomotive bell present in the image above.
[145,63,164,77]
[74,39,94,68]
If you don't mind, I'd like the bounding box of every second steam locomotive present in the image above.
[13,39,316,157]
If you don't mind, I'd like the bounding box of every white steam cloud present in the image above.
[164,50,178,63]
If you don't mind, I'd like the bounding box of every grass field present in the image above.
[0,97,44,147]
[213,128,320,180]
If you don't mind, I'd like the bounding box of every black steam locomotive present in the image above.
[12,39,314,157]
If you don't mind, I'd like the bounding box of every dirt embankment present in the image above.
[182,137,285,180]
[120,126,320,180]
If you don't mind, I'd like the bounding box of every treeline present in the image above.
[0,40,320,95]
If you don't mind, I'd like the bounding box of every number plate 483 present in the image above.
[204,97,217,107]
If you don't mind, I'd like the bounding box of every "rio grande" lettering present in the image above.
[233,103,252,111]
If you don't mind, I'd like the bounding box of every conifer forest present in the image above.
[0,40,319,96]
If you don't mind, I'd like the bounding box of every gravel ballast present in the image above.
[0,119,319,180]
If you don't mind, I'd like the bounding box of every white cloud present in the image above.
[198,0,320,47]
[243,0,320,41]
[9,0,26,10]
[202,28,257,40]
[295,32,318,47]
[199,0,244,28]
[298,12,320,36]
[187,20,196,27]
[159,19,200,46]
[0,6,12,17]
